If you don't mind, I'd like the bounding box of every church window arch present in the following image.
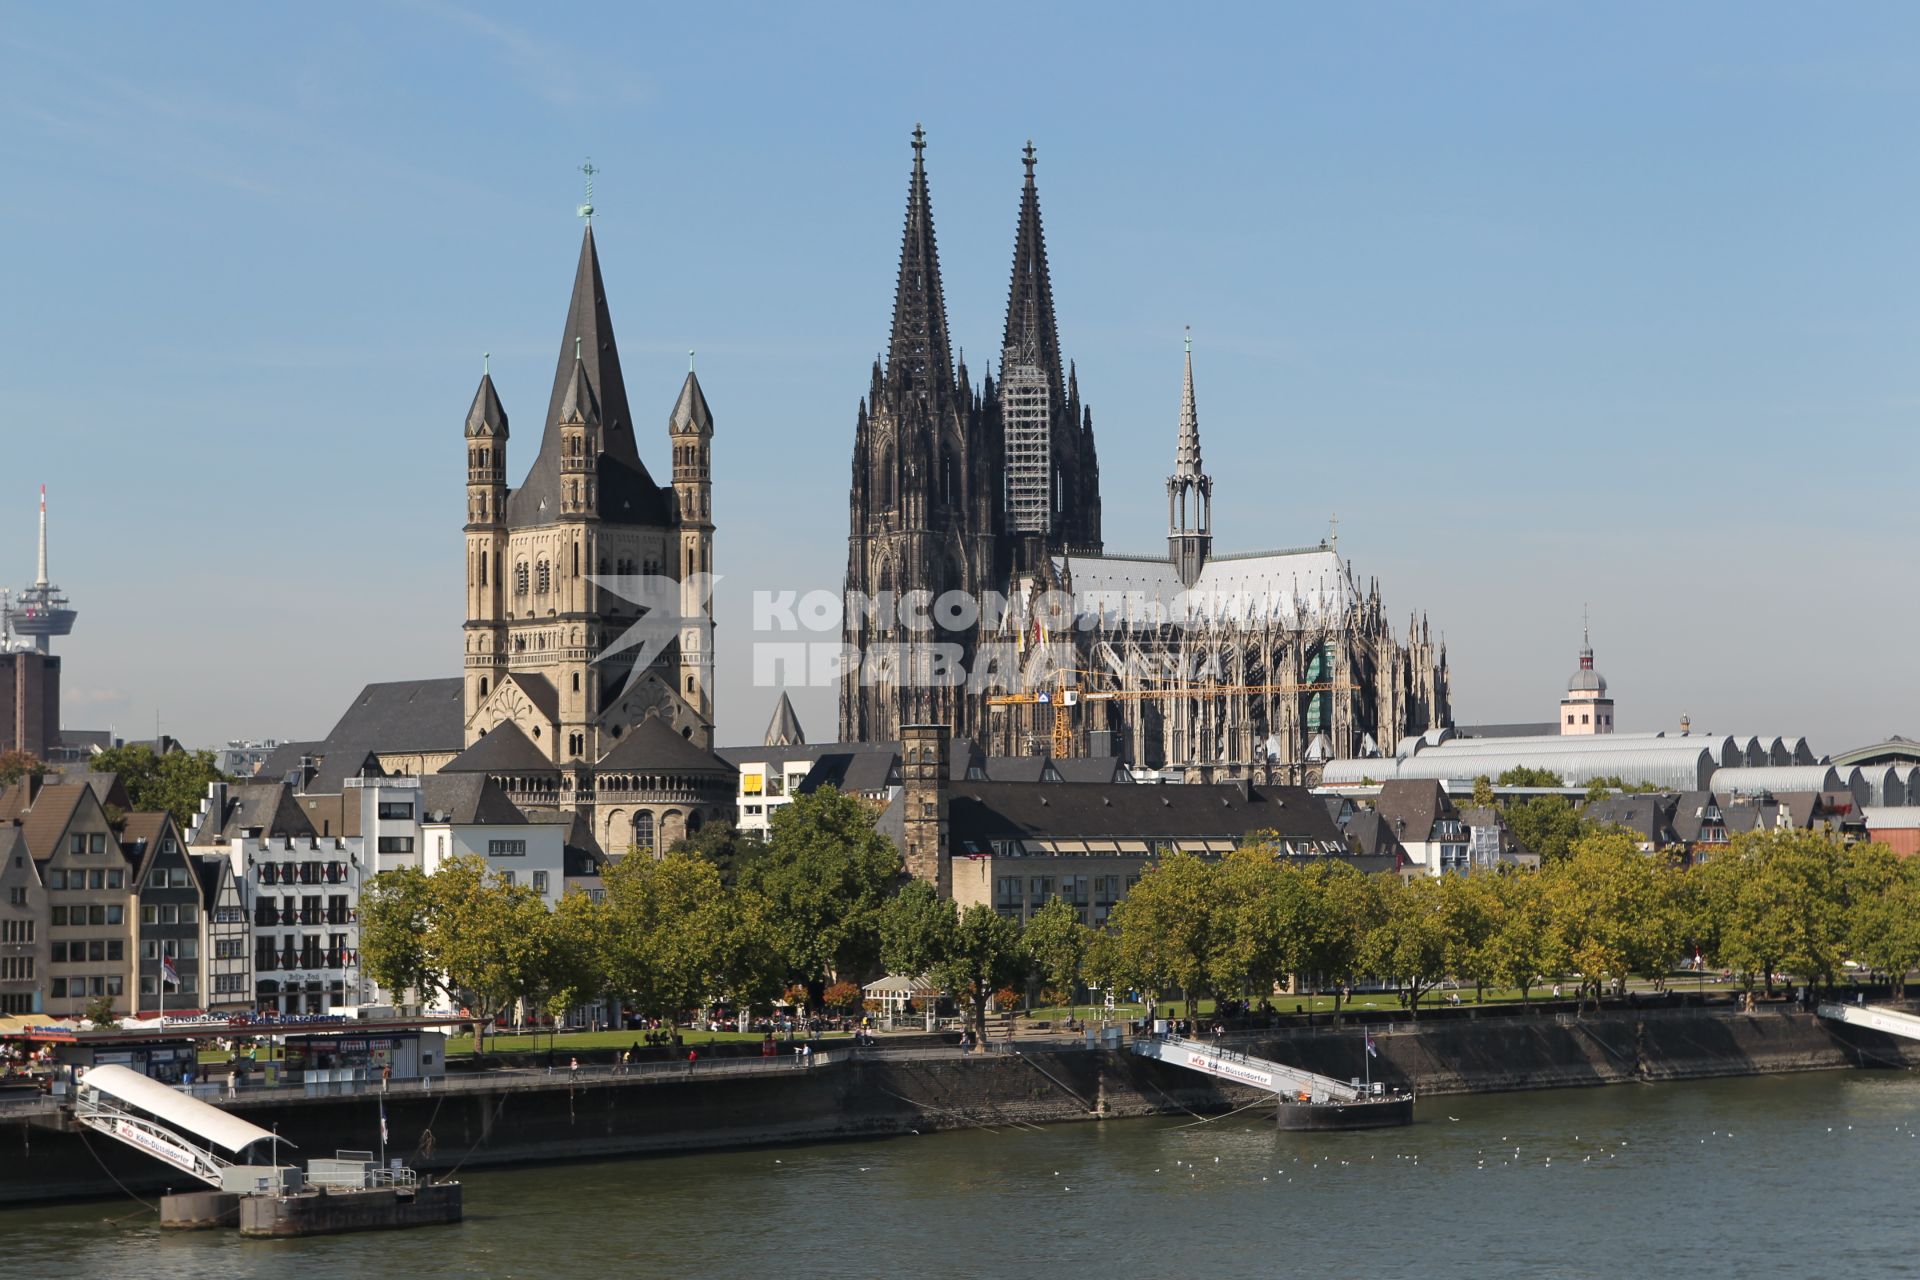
[537,560,551,594]
[876,446,895,509]
[514,562,529,596]
[633,811,655,855]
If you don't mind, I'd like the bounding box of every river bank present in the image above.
[4,1004,1913,1206]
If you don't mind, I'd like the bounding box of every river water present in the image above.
[1,1071,1917,1279]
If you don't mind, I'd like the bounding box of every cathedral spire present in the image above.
[884,125,955,407]
[1175,327,1204,477]
[1001,138,1062,385]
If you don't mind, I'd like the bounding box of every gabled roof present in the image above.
[596,716,732,775]
[118,811,180,880]
[40,769,133,810]
[190,852,227,909]
[800,750,901,796]
[420,774,528,826]
[943,781,1347,847]
[319,679,465,758]
[15,783,92,861]
[500,672,561,726]
[441,722,554,775]
[202,782,317,843]
[1373,779,1456,844]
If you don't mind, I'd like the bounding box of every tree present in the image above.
[428,857,550,1049]
[1470,776,1496,809]
[0,750,46,788]
[744,787,902,985]
[1496,766,1564,789]
[668,819,760,889]
[1847,846,1920,997]
[84,993,118,1026]
[1107,853,1216,1019]
[1296,862,1382,1012]
[599,852,738,1029]
[879,879,957,980]
[1207,844,1291,1005]
[1698,828,1848,998]
[1504,795,1591,861]
[522,890,601,1049]
[1438,872,1501,1002]
[1547,831,1678,1007]
[1365,875,1450,1016]
[935,905,1029,1045]
[822,980,863,1013]
[90,744,230,828]
[359,866,442,1010]
[1022,897,1088,1007]
[1486,871,1561,1006]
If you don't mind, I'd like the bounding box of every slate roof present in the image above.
[12,783,93,861]
[763,692,805,748]
[37,769,131,810]
[202,782,318,842]
[504,225,670,529]
[118,812,173,879]
[466,372,508,436]
[1049,757,1130,784]
[420,774,528,826]
[320,679,466,756]
[190,852,226,909]
[800,749,901,796]
[1338,808,1405,862]
[501,673,560,727]
[1373,779,1456,844]
[669,370,712,434]
[596,717,732,775]
[944,781,1348,848]
[441,722,554,775]
[254,741,322,785]
[1585,792,1681,845]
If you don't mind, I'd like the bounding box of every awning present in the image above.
[76,1064,286,1154]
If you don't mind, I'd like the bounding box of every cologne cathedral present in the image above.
[839,130,1450,781]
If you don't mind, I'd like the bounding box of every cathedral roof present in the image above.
[420,774,528,826]
[506,225,671,528]
[466,372,508,438]
[597,716,733,775]
[558,355,600,425]
[669,370,712,435]
[1059,546,1353,628]
[442,722,554,775]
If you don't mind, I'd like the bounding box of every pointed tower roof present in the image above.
[763,692,805,747]
[506,225,668,527]
[559,348,600,425]
[1000,139,1062,384]
[884,125,956,407]
[465,371,509,438]
[1174,329,1204,477]
[670,369,713,434]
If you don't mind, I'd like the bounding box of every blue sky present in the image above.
[2,4,1915,753]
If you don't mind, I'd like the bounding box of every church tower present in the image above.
[463,367,510,725]
[840,126,998,743]
[1167,331,1213,587]
[997,141,1100,568]
[670,363,715,735]
[1560,621,1613,735]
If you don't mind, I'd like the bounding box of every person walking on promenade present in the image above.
[569,1055,579,1080]
[227,1066,238,1097]
[687,1048,698,1075]
[381,1063,392,1093]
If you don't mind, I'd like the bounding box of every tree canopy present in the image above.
[90,744,229,827]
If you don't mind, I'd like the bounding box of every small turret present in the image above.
[1166,330,1213,587]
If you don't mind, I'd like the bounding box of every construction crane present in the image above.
[987,673,1358,758]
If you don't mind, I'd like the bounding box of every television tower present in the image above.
[6,486,76,654]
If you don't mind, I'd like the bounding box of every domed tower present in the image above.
[1559,618,1613,735]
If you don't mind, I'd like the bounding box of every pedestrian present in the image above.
[226,1066,238,1097]
[802,1042,811,1068]
[569,1055,579,1079]
[687,1048,698,1075]
[381,1063,392,1093]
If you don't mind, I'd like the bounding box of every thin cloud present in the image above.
[396,0,655,109]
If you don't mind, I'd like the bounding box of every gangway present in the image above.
[1817,1002,1920,1041]
[71,1064,293,1191]
[1131,1035,1368,1104]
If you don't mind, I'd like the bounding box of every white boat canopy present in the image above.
[76,1064,284,1154]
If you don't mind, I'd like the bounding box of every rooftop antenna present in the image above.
[577,158,597,221]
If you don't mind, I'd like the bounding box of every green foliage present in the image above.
[1547,830,1682,1002]
[1503,794,1592,861]
[1583,775,1662,800]
[90,744,229,828]
[1845,844,1920,991]
[744,787,902,984]
[667,819,760,889]
[1485,871,1562,1003]
[84,994,118,1026]
[1364,875,1450,1014]
[1495,766,1565,789]
[1470,776,1496,809]
[1020,897,1087,999]
[359,866,441,1007]
[879,879,955,980]
[599,851,765,1025]
[1696,828,1849,993]
[1106,852,1218,1015]
[0,750,46,787]
[937,905,1029,1042]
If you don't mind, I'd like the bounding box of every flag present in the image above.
[161,955,180,989]
[1365,1033,1378,1059]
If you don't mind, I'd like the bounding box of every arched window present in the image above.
[514,562,529,596]
[633,811,655,855]
[537,560,551,594]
